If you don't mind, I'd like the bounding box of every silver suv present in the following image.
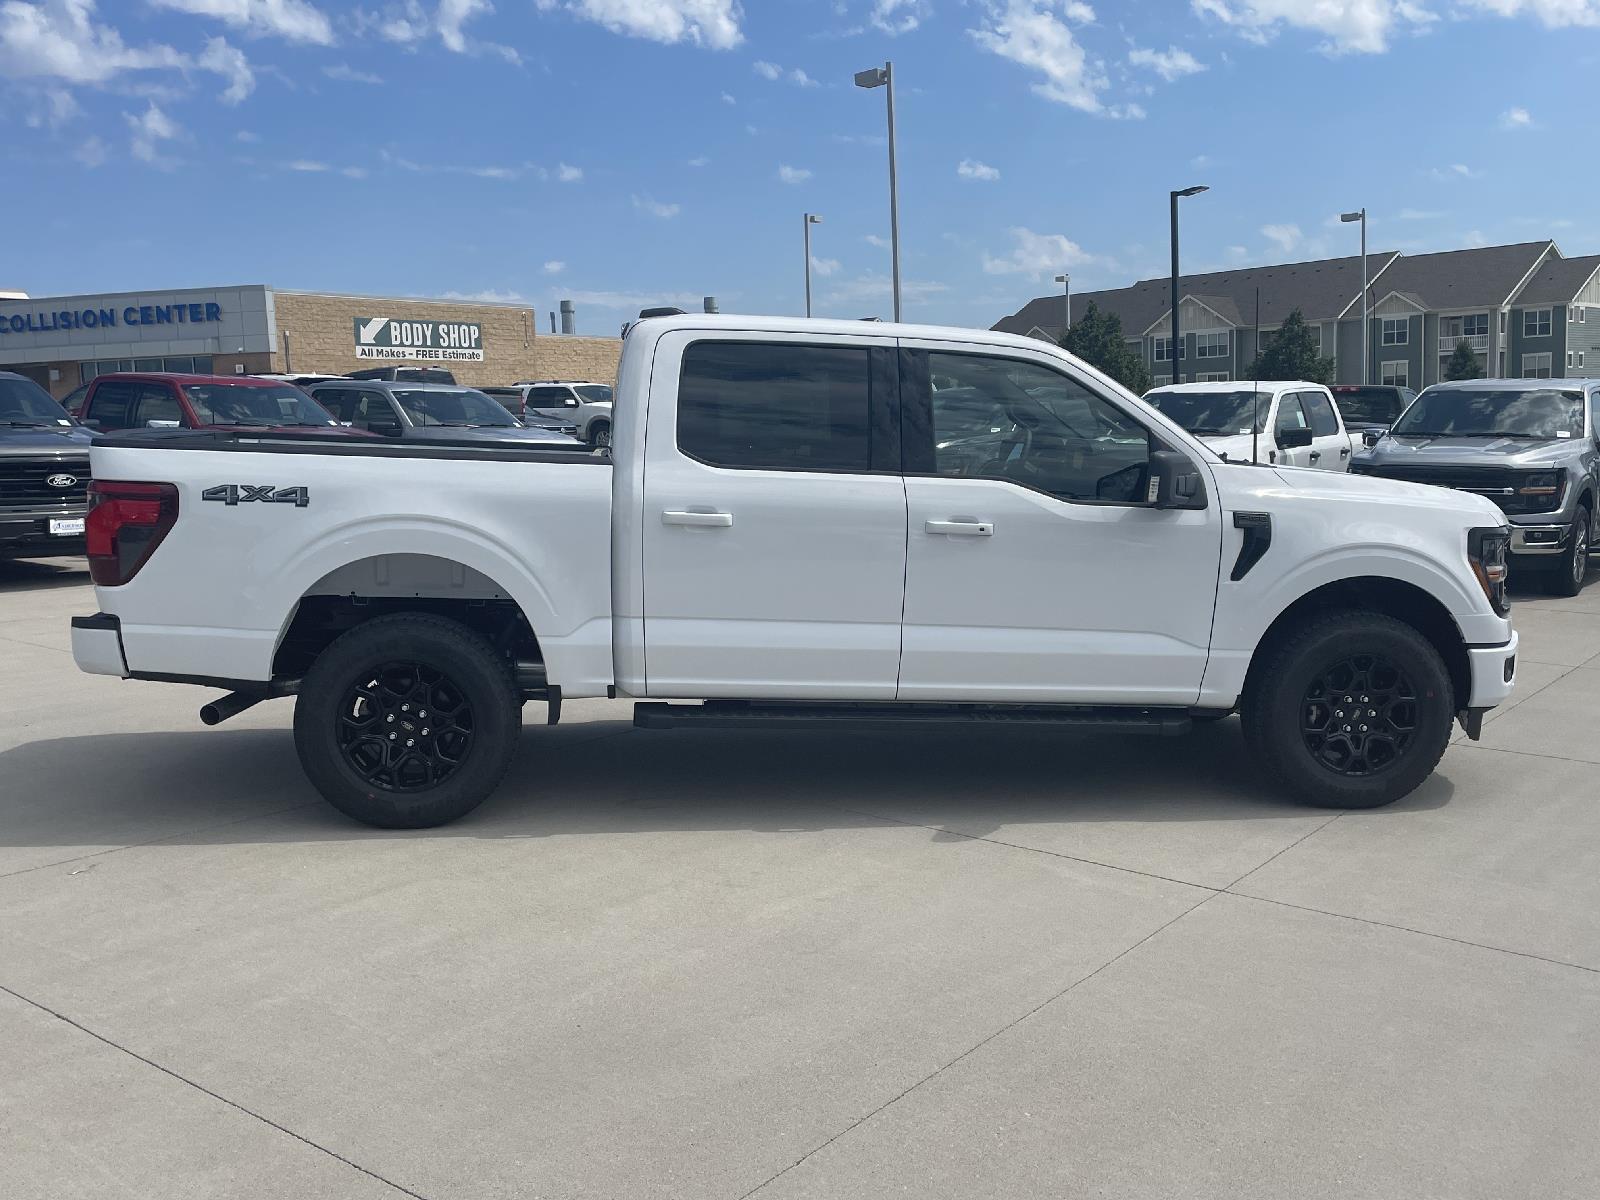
[510,380,614,447]
[1352,377,1600,595]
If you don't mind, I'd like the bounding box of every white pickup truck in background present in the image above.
[72,314,1517,828]
[1145,380,1353,470]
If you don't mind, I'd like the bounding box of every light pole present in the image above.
[803,212,822,318]
[854,61,901,322]
[1055,273,1071,337]
[1169,185,1208,384]
[1341,208,1368,383]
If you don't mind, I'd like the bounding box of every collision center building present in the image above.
[0,285,621,400]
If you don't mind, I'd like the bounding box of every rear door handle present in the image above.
[1309,451,1322,462]
[1340,446,1351,457]
[925,519,993,536]
[662,510,733,528]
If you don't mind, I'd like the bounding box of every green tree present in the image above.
[1060,300,1152,394]
[1444,338,1485,381]
[1245,308,1336,384]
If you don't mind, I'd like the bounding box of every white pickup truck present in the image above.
[72,314,1519,828]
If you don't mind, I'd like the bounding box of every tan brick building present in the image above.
[0,285,621,400]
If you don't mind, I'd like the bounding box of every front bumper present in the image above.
[1464,630,1518,713]
[0,507,88,555]
[71,613,129,678]
[1509,522,1569,556]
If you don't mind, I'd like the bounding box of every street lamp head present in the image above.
[1054,274,1069,284]
[1340,210,1364,223]
[806,213,822,224]
[1173,185,1209,199]
[854,66,888,88]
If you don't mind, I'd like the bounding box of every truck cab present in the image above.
[1145,380,1351,471]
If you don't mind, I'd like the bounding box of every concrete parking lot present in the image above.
[2,556,1598,1200]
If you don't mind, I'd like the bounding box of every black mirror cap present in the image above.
[1277,426,1314,449]
[1362,427,1387,447]
[1149,449,1208,510]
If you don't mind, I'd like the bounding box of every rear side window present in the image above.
[86,381,137,430]
[1301,390,1340,437]
[529,387,578,408]
[677,341,871,472]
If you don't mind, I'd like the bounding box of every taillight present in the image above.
[86,481,179,586]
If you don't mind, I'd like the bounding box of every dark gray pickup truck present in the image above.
[0,371,93,561]
[1351,377,1600,595]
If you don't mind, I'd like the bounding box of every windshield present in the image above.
[575,384,613,404]
[1145,389,1272,435]
[185,384,336,427]
[392,388,517,427]
[0,377,74,426]
[1391,387,1584,439]
[1332,387,1406,424]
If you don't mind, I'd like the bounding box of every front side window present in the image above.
[133,385,183,427]
[927,351,1151,503]
[1525,308,1553,338]
[1381,318,1408,346]
[1275,393,1309,435]
[678,341,871,472]
[1300,390,1340,437]
[86,381,137,429]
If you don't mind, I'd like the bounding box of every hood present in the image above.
[1368,433,1578,467]
[1265,462,1506,523]
[0,423,96,454]
[1197,432,1271,464]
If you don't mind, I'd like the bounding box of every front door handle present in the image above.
[1340,446,1351,457]
[662,510,733,528]
[926,519,993,536]
[1309,451,1322,462]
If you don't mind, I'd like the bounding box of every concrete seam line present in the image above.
[0,631,72,654]
[1221,812,1343,893]
[819,801,1220,893]
[1223,891,1600,976]
[0,982,435,1200]
[1452,740,1599,767]
[734,889,1222,1199]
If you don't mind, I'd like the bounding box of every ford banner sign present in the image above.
[353,316,484,362]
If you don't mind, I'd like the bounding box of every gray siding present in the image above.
[1509,303,1565,376]
[1564,307,1600,377]
[1371,314,1423,389]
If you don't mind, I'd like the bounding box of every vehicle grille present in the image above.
[0,457,91,506]
[1361,465,1557,514]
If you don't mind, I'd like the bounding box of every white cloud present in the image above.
[564,287,707,312]
[442,288,528,303]
[1429,162,1482,180]
[324,62,383,83]
[148,0,335,45]
[1464,0,1600,28]
[981,226,1109,279]
[437,0,491,52]
[957,158,1000,181]
[287,158,328,170]
[556,162,582,182]
[969,0,1107,114]
[1499,105,1533,128]
[822,272,948,306]
[632,193,681,218]
[753,59,818,85]
[0,0,184,86]
[543,260,566,274]
[1397,207,1445,219]
[870,0,929,33]
[864,233,890,248]
[196,36,254,103]
[25,86,78,128]
[1190,153,1212,168]
[235,129,260,142]
[1127,44,1206,80]
[1190,0,1436,54]
[720,90,735,103]
[687,154,709,166]
[355,0,516,61]
[125,100,180,164]
[1260,222,1301,253]
[340,165,367,178]
[809,255,841,277]
[73,133,106,166]
[553,0,742,49]
[777,163,811,184]
[752,58,780,78]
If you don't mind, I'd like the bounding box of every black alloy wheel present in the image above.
[1300,654,1417,777]
[337,662,475,792]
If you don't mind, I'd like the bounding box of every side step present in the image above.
[633,700,1192,736]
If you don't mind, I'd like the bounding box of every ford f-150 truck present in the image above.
[71,314,1519,828]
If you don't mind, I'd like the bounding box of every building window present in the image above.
[1381,318,1409,346]
[1381,361,1409,387]
[1153,374,1172,386]
[1196,371,1229,382]
[1569,351,1575,369]
[1524,308,1553,338]
[1581,351,1587,368]
[1195,332,1229,359]
[1153,336,1184,362]
[1441,313,1489,352]
[1523,352,1553,378]
[1500,311,1507,335]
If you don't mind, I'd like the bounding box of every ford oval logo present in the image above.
[46,473,78,488]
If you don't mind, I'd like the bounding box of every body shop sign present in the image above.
[353,316,484,362]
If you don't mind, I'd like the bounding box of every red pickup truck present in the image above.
[77,373,367,435]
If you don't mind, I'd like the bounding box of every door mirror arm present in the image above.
[1148,449,1208,510]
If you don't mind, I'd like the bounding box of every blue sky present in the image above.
[3,1,1599,335]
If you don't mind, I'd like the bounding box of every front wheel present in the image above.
[294,613,521,828]
[1241,610,1454,809]
[589,421,612,449]
[1545,504,1591,598]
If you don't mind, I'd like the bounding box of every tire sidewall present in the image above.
[295,617,520,828]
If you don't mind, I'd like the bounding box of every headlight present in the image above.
[1519,471,1563,497]
[1468,525,1511,616]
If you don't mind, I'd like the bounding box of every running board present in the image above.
[633,700,1193,736]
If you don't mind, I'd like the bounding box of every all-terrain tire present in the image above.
[294,613,521,828]
[1241,609,1454,810]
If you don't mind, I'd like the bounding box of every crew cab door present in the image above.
[897,339,1223,705]
[525,386,580,425]
[639,331,907,698]
[1300,388,1350,471]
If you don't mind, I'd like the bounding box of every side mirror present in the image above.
[1147,449,1207,510]
[1277,426,1314,449]
[1362,428,1387,448]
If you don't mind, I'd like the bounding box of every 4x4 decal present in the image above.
[202,484,310,507]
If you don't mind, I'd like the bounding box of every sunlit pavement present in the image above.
[2,557,1597,1199]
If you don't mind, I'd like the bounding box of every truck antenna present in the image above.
[1252,286,1262,467]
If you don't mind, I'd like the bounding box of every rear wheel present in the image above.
[294,614,521,828]
[589,420,612,449]
[1242,610,1454,809]
[1545,504,1591,597]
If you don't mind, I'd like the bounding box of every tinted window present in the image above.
[1331,387,1404,423]
[928,352,1151,503]
[184,384,335,427]
[310,386,359,422]
[87,381,137,430]
[575,385,613,404]
[133,385,183,427]
[1145,388,1271,435]
[0,377,73,425]
[1275,394,1308,433]
[1300,390,1340,437]
[678,341,871,472]
[529,387,578,408]
[391,388,517,427]
[1393,388,1584,439]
